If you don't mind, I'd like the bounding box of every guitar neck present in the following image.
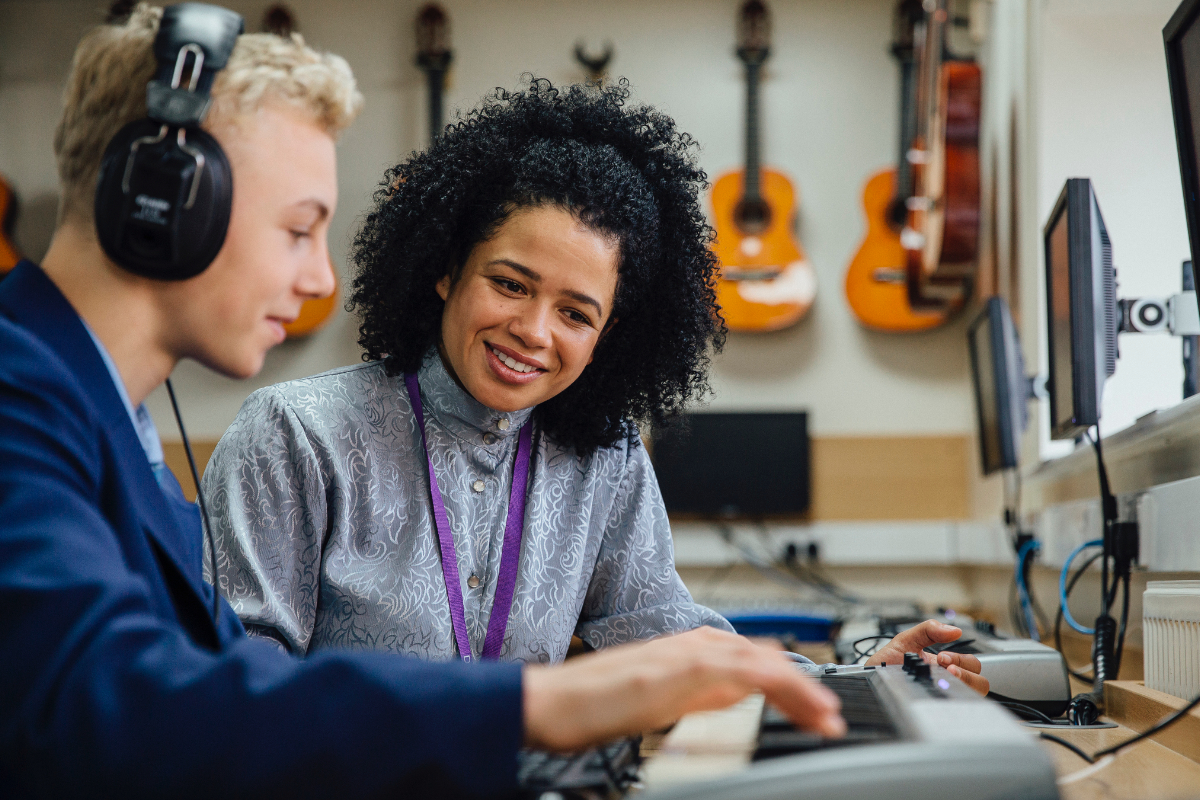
[425,66,446,142]
[743,59,763,203]
[415,3,452,144]
[895,58,917,201]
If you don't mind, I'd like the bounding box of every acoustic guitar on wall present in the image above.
[416,4,452,144]
[260,4,339,337]
[1,174,22,276]
[711,0,815,333]
[844,0,954,332]
[903,0,981,311]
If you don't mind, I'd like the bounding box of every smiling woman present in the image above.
[434,205,620,412]
[200,79,737,665]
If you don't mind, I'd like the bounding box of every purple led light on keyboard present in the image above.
[938,679,950,690]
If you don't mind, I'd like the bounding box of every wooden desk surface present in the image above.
[1039,722,1200,800]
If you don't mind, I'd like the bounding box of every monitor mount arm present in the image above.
[1118,291,1200,335]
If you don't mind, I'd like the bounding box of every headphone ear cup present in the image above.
[95,119,233,281]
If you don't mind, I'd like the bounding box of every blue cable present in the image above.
[1015,538,1041,641]
[1060,539,1104,635]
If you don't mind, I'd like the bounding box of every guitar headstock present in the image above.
[890,0,924,62]
[416,3,453,72]
[736,0,771,67]
[262,4,298,38]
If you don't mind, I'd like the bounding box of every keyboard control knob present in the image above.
[912,662,931,681]
[902,653,922,673]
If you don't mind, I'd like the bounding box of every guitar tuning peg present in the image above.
[574,40,614,84]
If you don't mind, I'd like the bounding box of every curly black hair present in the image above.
[349,77,725,456]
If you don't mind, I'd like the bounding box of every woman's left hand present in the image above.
[864,620,989,696]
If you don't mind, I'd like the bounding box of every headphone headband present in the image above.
[147,4,243,127]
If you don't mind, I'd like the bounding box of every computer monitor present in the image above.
[968,296,1029,475]
[1043,178,1118,441]
[1166,0,1200,272]
[650,412,810,518]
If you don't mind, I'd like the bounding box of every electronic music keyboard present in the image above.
[837,613,1073,718]
[518,659,1059,799]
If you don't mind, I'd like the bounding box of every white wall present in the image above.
[0,0,981,442]
[1035,0,1192,454]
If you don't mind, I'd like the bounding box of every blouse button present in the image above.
[483,433,497,445]
[472,479,485,493]
[467,574,481,589]
[497,418,510,431]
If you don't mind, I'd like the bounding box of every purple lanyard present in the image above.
[404,372,532,662]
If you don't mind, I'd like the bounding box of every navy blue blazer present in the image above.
[0,262,523,798]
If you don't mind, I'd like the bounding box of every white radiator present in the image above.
[1143,580,1200,701]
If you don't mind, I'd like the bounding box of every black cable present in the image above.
[1055,551,1102,683]
[166,379,221,626]
[999,700,1056,725]
[851,635,892,664]
[1038,732,1096,764]
[768,526,862,605]
[1114,571,1131,677]
[1087,430,1115,613]
[1092,692,1200,759]
[718,525,858,608]
[1024,547,1053,636]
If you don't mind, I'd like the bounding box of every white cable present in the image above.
[1056,754,1117,786]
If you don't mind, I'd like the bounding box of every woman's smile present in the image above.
[486,342,546,383]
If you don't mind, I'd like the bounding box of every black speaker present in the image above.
[94,3,243,280]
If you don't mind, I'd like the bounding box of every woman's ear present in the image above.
[435,273,452,301]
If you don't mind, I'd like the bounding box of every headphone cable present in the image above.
[166,378,222,627]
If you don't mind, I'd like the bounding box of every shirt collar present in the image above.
[81,320,164,467]
[416,349,533,443]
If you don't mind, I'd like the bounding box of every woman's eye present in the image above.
[494,277,523,293]
[565,309,592,326]
[290,229,311,241]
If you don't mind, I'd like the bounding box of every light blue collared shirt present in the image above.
[82,321,165,470]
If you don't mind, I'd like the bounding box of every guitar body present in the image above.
[938,60,982,266]
[711,167,815,332]
[906,61,981,309]
[284,275,338,337]
[1,176,21,275]
[845,169,951,332]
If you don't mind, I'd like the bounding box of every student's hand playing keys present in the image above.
[864,620,989,695]
[522,627,846,752]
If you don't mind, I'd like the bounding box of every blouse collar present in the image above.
[416,349,534,443]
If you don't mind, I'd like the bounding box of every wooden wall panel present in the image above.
[167,434,973,519]
[810,435,971,520]
[163,440,218,502]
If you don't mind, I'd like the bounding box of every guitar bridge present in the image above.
[871,268,907,285]
[723,266,783,281]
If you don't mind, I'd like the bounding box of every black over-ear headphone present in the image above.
[95,3,244,281]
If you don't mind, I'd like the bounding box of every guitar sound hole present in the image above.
[735,198,772,234]
[887,196,908,230]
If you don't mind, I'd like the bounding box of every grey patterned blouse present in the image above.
[202,352,733,664]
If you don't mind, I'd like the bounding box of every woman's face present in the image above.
[436,204,619,412]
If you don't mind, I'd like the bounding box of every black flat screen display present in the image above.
[1045,204,1076,436]
[650,412,810,518]
[969,308,1005,474]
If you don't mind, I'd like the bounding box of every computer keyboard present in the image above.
[517,659,1059,800]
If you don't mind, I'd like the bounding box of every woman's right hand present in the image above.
[522,626,846,752]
